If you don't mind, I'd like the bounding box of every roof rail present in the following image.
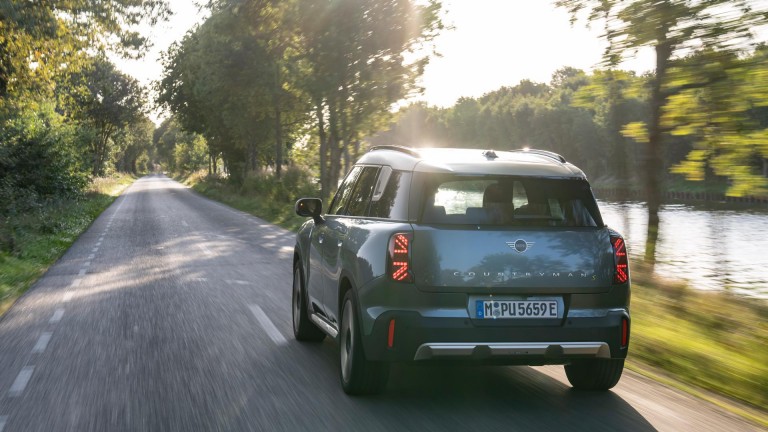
[369,145,421,157]
[509,148,566,163]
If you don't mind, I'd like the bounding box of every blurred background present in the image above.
[1,0,766,424]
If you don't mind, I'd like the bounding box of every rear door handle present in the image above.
[337,240,343,247]
[318,235,324,244]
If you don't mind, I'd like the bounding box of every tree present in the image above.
[298,0,443,196]
[158,3,309,183]
[70,57,147,176]
[666,49,768,197]
[115,116,156,174]
[159,0,443,191]
[0,0,169,102]
[556,0,768,263]
[572,69,646,190]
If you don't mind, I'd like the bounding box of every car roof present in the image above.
[356,146,587,179]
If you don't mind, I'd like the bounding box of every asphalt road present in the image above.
[0,174,761,432]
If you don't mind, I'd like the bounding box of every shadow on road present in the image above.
[267,340,658,432]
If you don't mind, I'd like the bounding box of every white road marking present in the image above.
[249,305,287,345]
[83,261,91,267]
[91,248,98,253]
[78,269,86,276]
[190,278,208,282]
[98,237,104,242]
[199,244,213,256]
[71,278,82,287]
[8,366,34,397]
[225,280,251,285]
[0,415,6,432]
[182,220,189,227]
[32,332,52,354]
[49,308,64,324]
[88,254,95,259]
[62,292,73,302]
[95,242,101,247]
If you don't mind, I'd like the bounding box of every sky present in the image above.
[116,0,655,121]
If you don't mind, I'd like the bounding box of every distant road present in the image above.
[0,174,760,431]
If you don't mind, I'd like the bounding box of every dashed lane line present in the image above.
[62,292,73,303]
[32,333,52,354]
[78,269,86,276]
[71,278,82,287]
[249,305,287,345]
[225,280,251,286]
[83,261,91,267]
[49,308,64,324]
[88,254,95,260]
[8,366,34,397]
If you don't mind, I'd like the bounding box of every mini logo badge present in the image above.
[506,239,534,253]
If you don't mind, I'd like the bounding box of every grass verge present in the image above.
[626,277,767,427]
[183,170,767,426]
[0,174,135,316]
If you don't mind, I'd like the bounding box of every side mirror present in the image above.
[295,198,324,224]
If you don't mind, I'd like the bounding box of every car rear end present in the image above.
[357,172,631,372]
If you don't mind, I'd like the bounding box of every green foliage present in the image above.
[0,0,169,101]
[158,0,443,191]
[370,72,631,179]
[0,103,89,217]
[631,281,768,414]
[65,56,148,176]
[114,115,156,174]
[154,117,209,173]
[0,174,133,314]
[665,49,768,197]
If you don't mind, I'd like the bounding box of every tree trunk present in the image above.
[328,101,342,194]
[316,99,329,198]
[644,41,672,267]
[273,62,283,179]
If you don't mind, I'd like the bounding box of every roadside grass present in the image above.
[179,168,316,232]
[626,276,768,426]
[184,170,767,425]
[0,174,135,316]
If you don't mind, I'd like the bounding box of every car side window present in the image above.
[369,170,410,219]
[344,166,380,216]
[328,166,362,215]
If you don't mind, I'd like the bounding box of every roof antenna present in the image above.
[482,150,498,159]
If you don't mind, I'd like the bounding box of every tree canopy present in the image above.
[556,0,768,262]
[157,0,443,193]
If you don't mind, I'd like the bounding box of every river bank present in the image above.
[593,187,768,205]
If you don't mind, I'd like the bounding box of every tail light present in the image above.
[611,235,629,284]
[388,232,413,283]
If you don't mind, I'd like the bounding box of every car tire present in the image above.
[339,291,389,395]
[564,358,624,391]
[292,261,325,342]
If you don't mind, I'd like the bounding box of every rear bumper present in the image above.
[360,309,630,364]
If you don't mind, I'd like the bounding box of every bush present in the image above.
[0,103,89,252]
[0,104,88,210]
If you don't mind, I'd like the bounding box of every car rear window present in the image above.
[420,176,602,227]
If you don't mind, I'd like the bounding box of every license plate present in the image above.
[476,300,558,319]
